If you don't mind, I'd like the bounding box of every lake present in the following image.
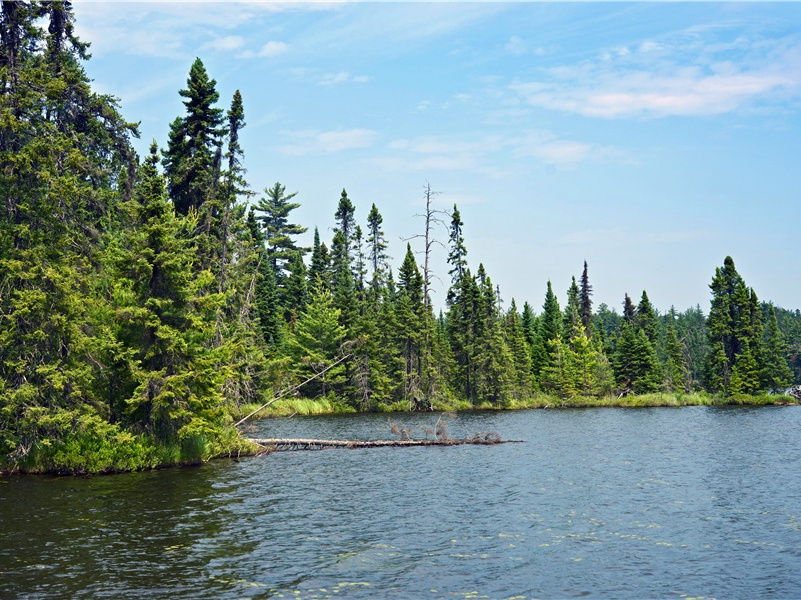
[2,406,800,599]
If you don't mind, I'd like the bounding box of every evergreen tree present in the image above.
[760,305,793,393]
[613,321,662,393]
[334,188,356,263]
[254,253,282,347]
[505,299,534,399]
[114,144,226,443]
[283,252,309,323]
[446,204,468,305]
[623,293,636,323]
[366,203,389,300]
[394,244,426,409]
[0,1,138,466]
[163,58,224,217]
[636,290,658,343]
[284,282,346,398]
[579,260,593,336]
[308,227,330,289]
[252,182,307,281]
[541,281,562,344]
[663,314,689,393]
[705,256,758,394]
[563,277,581,337]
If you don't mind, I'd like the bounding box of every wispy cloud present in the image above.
[510,29,801,118]
[380,131,625,174]
[238,40,289,59]
[204,35,245,52]
[278,129,378,155]
[319,71,371,86]
[73,2,308,59]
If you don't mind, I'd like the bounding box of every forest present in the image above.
[2,2,800,474]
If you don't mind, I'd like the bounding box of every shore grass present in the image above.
[233,391,798,421]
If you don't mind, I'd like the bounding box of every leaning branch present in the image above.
[234,353,352,427]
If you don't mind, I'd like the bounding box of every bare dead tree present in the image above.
[403,182,448,312]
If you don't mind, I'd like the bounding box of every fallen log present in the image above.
[248,437,524,451]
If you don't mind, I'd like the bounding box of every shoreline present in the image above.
[3,393,798,476]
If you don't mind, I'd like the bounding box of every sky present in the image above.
[71,1,801,315]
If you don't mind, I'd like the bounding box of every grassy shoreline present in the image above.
[4,392,796,476]
[233,391,799,421]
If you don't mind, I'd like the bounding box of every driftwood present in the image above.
[248,437,524,452]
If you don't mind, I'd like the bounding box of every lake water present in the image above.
[2,406,800,599]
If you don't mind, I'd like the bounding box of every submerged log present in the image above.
[248,437,524,452]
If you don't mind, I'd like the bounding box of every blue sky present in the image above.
[72,1,801,314]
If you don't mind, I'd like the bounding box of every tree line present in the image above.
[1,2,799,472]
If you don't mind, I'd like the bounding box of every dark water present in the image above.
[2,407,800,599]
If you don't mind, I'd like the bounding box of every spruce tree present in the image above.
[446,204,468,305]
[308,227,330,289]
[334,188,356,263]
[284,282,346,398]
[760,305,793,393]
[0,1,138,466]
[705,256,759,394]
[663,314,689,393]
[366,203,389,301]
[579,260,593,336]
[636,290,658,343]
[563,277,581,337]
[540,281,562,344]
[163,58,224,217]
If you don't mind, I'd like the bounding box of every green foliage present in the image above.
[3,2,800,474]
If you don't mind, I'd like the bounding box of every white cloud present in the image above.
[204,35,245,51]
[278,129,378,155]
[505,35,528,56]
[319,71,370,86]
[259,41,289,57]
[376,130,621,175]
[510,32,801,119]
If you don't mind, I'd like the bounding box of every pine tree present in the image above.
[472,266,514,405]
[253,182,307,281]
[254,254,282,347]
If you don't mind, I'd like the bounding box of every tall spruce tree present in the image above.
[563,277,581,337]
[705,256,759,394]
[163,58,224,217]
[579,260,593,336]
